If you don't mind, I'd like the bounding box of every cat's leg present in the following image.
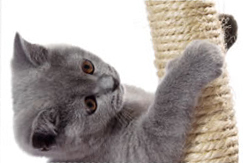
[138,40,224,162]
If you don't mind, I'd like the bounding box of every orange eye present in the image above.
[82,60,94,74]
[84,96,97,114]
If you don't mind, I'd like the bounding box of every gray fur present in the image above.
[12,33,223,162]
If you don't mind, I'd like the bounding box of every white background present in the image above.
[0,0,242,162]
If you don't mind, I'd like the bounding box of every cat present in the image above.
[12,32,225,163]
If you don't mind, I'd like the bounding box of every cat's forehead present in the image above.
[47,44,85,56]
[46,44,100,63]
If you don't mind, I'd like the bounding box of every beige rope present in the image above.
[145,0,238,162]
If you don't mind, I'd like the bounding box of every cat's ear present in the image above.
[13,32,48,67]
[31,109,59,151]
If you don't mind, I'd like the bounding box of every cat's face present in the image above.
[12,33,124,157]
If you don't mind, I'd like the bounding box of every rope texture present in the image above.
[145,1,238,162]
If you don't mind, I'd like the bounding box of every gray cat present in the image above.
[12,33,224,163]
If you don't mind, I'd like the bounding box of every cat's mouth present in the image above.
[111,85,124,110]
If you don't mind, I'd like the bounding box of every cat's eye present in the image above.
[84,96,97,114]
[82,60,94,74]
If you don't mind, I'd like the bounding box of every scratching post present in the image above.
[145,1,238,162]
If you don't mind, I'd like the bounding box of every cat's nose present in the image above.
[97,75,120,93]
[112,78,120,92]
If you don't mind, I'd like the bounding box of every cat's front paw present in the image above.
[182,40,224,84]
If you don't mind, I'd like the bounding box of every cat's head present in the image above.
[12,33,124,158]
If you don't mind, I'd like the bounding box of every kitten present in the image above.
[12,33,224,162]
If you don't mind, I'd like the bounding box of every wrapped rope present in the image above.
[145,0,238,162]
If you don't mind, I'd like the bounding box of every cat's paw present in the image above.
[181,40,224,84]
[219,14,238,50]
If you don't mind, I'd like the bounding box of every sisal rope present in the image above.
[145,0,238,162]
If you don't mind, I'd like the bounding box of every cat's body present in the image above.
[12,32,224,163]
